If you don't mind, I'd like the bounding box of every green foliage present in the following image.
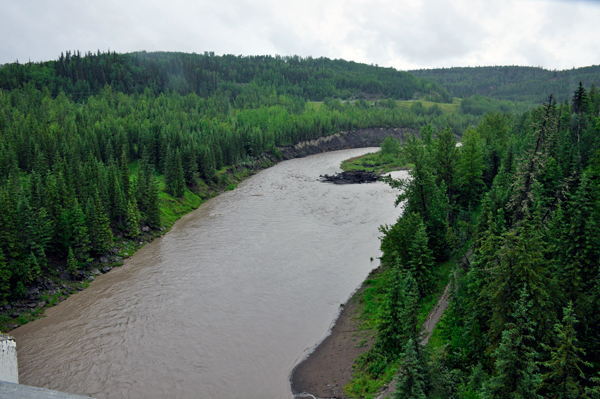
[387,134,450,260]
[66,247,78,274]
[411,65,600,105]
[0,249,11,302]
[406,222,435,294]
[458,128,485,204]
[373,85,600,399]
[540,302,589,398]
[481,290,542,399]
[0,51,453,103]
[395,339,428,399]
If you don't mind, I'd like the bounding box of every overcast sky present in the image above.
[2,0,600,71]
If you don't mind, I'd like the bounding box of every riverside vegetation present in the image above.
[0,50,491,330]
[344,84,600,398]
[1,50,600,399]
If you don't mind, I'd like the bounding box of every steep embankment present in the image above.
[279,127,417,159]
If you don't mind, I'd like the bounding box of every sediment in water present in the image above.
[290,267,383,399]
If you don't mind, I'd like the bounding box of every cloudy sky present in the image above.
[2,0,600,71]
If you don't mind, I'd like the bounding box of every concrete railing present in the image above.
[0,333,94,398]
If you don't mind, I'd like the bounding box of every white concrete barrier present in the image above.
[0,333,18,384]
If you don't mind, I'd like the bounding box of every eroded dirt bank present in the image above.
[279,127,417,160]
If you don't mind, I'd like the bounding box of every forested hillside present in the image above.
[411,65,600,104]
[0,50,452,103]
[0,51,478,303]
[352,84,600,397]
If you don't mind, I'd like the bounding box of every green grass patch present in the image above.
[397,98,461,114]
[158,186,204,227]
[341,152,411,174]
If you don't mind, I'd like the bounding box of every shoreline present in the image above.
[290,266,384,399]
[1,127,406,333]
[291,253,465,399]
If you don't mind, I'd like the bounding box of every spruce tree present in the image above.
[146,175,161,227]
[0,188,20,259]
[395,339,428,399]
[120,147,130,197]
[389,134,449,260]
[86,190,113,255]
[0,249,11,302]
[401,272,423,344]
[406,220,434,295]
[67,247,78,274]
[482,290,542,399]
[166,148,186,197]
[508,97,558,224]
[487,213,554,347]
[32,207,52,267]
[458,127,485,205]
[124,199,140,238]
[376,266,406,358]
[70,199,90,262]
[540,302,588,398]
[379,212,422,270]
[433,126,459,223]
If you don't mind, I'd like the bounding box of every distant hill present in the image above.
[0,51,452,103]
[410,65,600,104]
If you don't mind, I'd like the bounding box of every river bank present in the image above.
[291,257,456,399]
[1,127,412,334]
[12,148,405,398]
[291,267,383,399]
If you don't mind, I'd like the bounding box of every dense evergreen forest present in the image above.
[357,83,600,398]
[411,65,600,104]
[0,50,453,103]
[0,51,479,302]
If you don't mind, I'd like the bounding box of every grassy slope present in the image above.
[345,260,455,398]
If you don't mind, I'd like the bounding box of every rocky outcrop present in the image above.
[278,127,417,160]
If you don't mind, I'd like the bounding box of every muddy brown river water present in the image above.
[12,148,407,399]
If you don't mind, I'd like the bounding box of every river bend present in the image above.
[12,148,406,399]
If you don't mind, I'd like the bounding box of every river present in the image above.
[12,148,406,399]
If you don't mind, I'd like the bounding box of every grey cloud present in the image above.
[2,0,600,70]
